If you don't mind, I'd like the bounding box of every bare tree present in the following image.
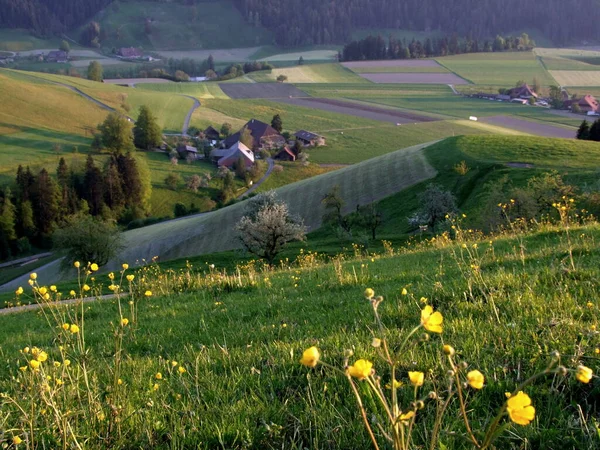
[236,192,306,264]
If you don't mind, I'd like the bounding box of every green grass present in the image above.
[0,255,57,286]
[252,45,341,61]
[1,219,599,448]
[0,29,65,51]
[75,0,273,50]
[436,51,556,86]
[267,64,368,84]
[350,65,450,73]
[134,82,228,99]
[255,162,338,192]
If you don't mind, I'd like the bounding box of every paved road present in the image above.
[181,96,201,136]
[448,84,459,95]
[0,252,53,270]
[240,158,274,197]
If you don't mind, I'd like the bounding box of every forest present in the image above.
[1,0,599,46]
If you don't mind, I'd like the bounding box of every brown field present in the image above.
[219,83,308,99]
[481,116,576,139]
[358,73,469,84]
[342,60,442,68]
[274,97,438,124]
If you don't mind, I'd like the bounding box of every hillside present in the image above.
[0,217,599,448]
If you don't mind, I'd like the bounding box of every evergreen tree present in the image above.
[98,112,134,153]
[87,60,103,81]
[298,56,304,65]
[577,120,591,140]
[271,114,283,133]
[19,200,35,239]
[208,54,215,71]
[0,189,17,242]
[83,155,104,216]
[589,120,600,142]
[31,169,60,236]
[16,165,35,202]
[134,105,163,150]
[103,159,125,211]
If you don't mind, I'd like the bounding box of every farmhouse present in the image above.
[46,51,68,63]
[222,119,285,151]
[204,126,220,141]
[507,83,538,99]
[578,95,599,113]
[118,47,143,59]
[217,141,255,168]
[176,144,199,159]
[295,130,326,147]
[273,147,296,162]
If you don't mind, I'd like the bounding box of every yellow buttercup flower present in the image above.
[83,284,90,292]
[401,288,408,296]
[74,261,80,268]
[178,366,186,374]
[108,272,115,280]
[144,290,152,297]
[36,351,48,362]
[108,284,118,291]
[121,318,129,326]
[171,361,178,367]
[117,378,123,385]
[43,293,50,300]
[155,372,163,380]
[62,323,70,330]
[399,411,415,424]
[576,365,593,383]
[38,287,47,295]
[30,272,37,280]
[506,391,535,425]
[19,366,27,372]
[300,346,320,368]
[13,436,23,445]
[421,305,443,333]
[153,383,159,391]
[30,360,41,370]
[90,263,99,271]
[364,288,375,299]
[408,371,424,387]
[28,279,34,286]
[54,361,61,367]
[16,286,23,295]
[50,285,57,292]
[122,263,129,270]
[69,290,76,296]
[70,324,80,334]
[348,359,373,380]
[467,370,485,389]
[443,344,455,356]
[126,274,135,282]
[64,360,71,366]
[23,347,29,353]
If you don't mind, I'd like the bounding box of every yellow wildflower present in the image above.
[16,287,23,295]
[401,288,408,296]
[121,318,129,326]
[371,338,382,348]
[117,379,123,385]
[364,288,375,298]
[50,285,57,292]
[408,371,424,387]
[70,324,80,334]
[90,263,99,271]
[506,391,535,425]
[38,287,47,295]
[127,274,135,282]
[108,272,115,280]
[83,284,90,292]
[153,383,159,391]
[29,360,41,370]
[348,359,373,380]
[155,372,163,380]
[576,365,593,384]
[171,361,178,367]
[385,379,403,390]
[109,284,118,291]
[467,370,485,389]
[54,361,61,368]
[43,293,50,301]
[421,305,443,333]
[399,411,415,424]
[69,290,76,296]
[178,366,186,374]
[62,323,69,330]
[30,273,37,280]
[122,263,129,270]
[300,347,320,368]
[74,261,80,268]
[144,290,152,297]
[64,360,71,366]
[13,436,23,445]
[23,347,29,353]
[443,345,455,356]
[28,279,34,286]
[36,351,48,362]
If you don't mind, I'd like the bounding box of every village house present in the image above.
[222,119,285,151]
[507,83,538,99]
[294,130,326,147]
[118,47,143,59]
[203,126,220,141]
[273,147,296,162]
[577,95,599,113]
[217,141,255,168]
[46,51,68,63]
[176,143,199,160]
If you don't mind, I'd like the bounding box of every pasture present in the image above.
[550,70,600,86]
[135,82,229,99]
[436,51,556,86]
[75,0,272,50]
[357,73,468,84]
[267,63,368,84]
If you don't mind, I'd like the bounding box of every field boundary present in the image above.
[433,59,474,84]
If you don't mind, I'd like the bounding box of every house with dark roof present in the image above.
[218,141,255,168]
[204,126,220,141]
[274,147,296,162]
[222,119,285,151]
[118,47,143,59]
[295,130,326,147]
[507,83,538,99]
[578,95,599,113]
[176,144,199,159]
[46,51,68,63]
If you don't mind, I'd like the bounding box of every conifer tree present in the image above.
[31,169,60,236]
[0,189,17,242]
[271,114,283,133]
[133,105,163,150]
[83,155,104,216]
[577,120,591,140]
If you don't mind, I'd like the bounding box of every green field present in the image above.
[436,51,556,86]
[550,70,600,87]
[350,65,450,73]
[0,29,65,51]
[266,63,368,84]
[75,0,273,50]
[135,82,228,99]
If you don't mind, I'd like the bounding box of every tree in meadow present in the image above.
[133,105,162,150]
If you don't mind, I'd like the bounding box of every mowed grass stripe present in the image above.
[115,142,438,267]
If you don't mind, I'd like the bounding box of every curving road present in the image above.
[181,95,201,136]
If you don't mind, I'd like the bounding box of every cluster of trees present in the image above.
[233,0,600,46]
[576,120,600,141]
[342,33,535,61]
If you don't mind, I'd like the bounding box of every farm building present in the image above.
[295,130,326,147]
[177,144,199,159]
[578,95,599,113]
[507,83,538,99]
[204,126,220,141]
[118,47,143,59]
[274,147,296,162]
[217,141,255,168]
[46,51,68,63]
[222,119,285,151]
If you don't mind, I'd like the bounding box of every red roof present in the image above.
[578,95,599,111]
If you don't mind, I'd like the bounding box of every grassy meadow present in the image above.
[264,64,368,84]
